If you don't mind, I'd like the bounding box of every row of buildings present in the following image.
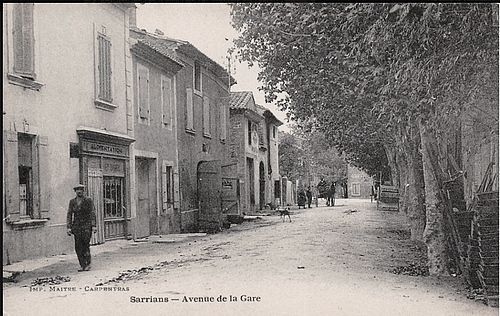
[3,3,283,264]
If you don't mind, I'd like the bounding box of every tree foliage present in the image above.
[230,3,498,175]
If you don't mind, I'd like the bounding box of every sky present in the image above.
[135,3,291,131]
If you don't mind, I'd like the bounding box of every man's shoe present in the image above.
[84,265,91,271]
[78,267,85,272]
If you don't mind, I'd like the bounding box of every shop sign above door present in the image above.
[81,140,129,157]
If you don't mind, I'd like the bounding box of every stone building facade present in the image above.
[129,23,184,238]
[347,164,373,199]
[3,3,135,263]
[229,91,282,214]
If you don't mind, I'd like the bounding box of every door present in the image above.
[247,158,255,207]
[197,160,222,232]
[88,168,104,245]
[135,158,151,238]
[259,162,265,210]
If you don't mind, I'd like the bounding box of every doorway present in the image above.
[247,158,255,208]
[135,158,157,238]
[197,160,222,232]
[259,162,265,210]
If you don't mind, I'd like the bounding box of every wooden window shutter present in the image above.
[13,3,34,77]
[173,168,180,209]
[138,67,149,119]
[203,96,210,135]
[162,77,172,126]
[186,88,193,130]
[37,136,50,219]
[98,34,112,102]
[4,131,20,222]
[161,163,168,211]
[220,104,226,141]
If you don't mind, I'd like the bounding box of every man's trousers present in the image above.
[73,229,92,268]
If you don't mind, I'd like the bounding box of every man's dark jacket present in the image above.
[67,197,96,232]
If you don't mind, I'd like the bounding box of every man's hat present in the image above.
[73,184,85,191]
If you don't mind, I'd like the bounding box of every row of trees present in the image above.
[230,3,498,275]
[279,127,347,185]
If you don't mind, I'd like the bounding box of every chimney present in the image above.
[128,7,137,28]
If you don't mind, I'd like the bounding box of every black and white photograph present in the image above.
[3,3,499,316]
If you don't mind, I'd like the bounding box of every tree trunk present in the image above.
[394,137,409,214]
[403,123,427,241]
[384,144,400,187]
[419,119,448,276]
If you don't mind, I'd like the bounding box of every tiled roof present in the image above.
[229,91,254,109]
[131,28,236,85]
[130,28,184,65]
[256,104,284,126]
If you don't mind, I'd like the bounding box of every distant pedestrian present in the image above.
[329,182,336,206]
[306,186,312,208]
[298,190,307,209]
[67,184,97,272]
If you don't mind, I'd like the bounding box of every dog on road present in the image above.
[277,207,292,222]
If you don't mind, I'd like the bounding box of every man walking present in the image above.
[67,184,97,272]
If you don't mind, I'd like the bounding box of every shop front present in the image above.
[77,127,134,244]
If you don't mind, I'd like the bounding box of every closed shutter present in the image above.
[173,168,180,209]
[220,104,226,141]
[138,67,149,119]
[186,88,193,130]
[37,136,50,219]
[161,163,168,211]
[13,3,34,77]
[203,96,210,136]
[98,34,112,102]
[4,131,20,222]
[162,77,172,126]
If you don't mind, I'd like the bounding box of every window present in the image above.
[273,126,276,139]
[194,61,202,92]
[12,3,35,78]
[161,162,174,214]
[103,177,124,218]
[18,134,34,218]
[161,76,172,128]
[4,131,50,223]
[203,96,211,137]
[186,88,194,131]
[137,64,149,123]
[97,32,112,103]
[352,183,360,196]
[248,121,252,145]
[220,103,226,142]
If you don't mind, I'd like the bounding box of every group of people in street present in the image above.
[297,178,337,209]
[298,187,313,208]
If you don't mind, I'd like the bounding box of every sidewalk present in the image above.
[3,233,208,286]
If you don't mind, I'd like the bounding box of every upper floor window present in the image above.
[137,63,150,124]
[203,96,211,137]
[186,88,194,132]
[161,76,173,128]
[248,120,252,146]
[13,3,35,79]
[273,126,276,139]
[97,32,112,103]
[219,103,226,142]
[194,61,202,93]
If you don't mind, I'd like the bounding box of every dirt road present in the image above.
[3,199,496,316]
